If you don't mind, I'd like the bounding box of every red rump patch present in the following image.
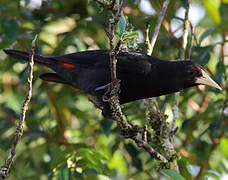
[58,61,76,68]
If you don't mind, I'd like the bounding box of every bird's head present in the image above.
[180,61,222,90]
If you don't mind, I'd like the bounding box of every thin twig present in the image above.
[171,0,190,135]
[162,19,182,47]
[142,125,148,142]
[147,0,170,56]
[181,2,190,60]
[187,23,195,59]
[145,22,152,51]
[0,35,37,179]
[132,136,168,163]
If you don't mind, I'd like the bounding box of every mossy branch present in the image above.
[106,0,168,163]
[0,35,37,180]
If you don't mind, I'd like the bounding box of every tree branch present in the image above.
[107,0,131,130]
[106,0,168,163]
[0,35,37,179]
[147,0,170,56]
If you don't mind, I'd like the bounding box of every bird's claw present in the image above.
[102,93,110,102]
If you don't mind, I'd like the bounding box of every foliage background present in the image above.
[0,0,227,179]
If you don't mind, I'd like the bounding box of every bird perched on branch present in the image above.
[3,49,221,118]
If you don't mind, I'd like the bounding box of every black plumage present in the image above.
[3,49,221,117]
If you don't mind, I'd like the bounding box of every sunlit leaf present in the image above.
[220,138,228,158]
[122,31,138,41]
[203,0,221,23]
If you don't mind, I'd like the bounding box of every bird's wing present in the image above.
[116,51,153,75]
[51,50,110,68]
[51,50,154,75]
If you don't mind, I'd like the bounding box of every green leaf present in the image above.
[192,46,213,66]
[125,143,142,170]
[77,148,109,174]
[199,27,217,46]
[220,138,228,158]
[160,169,186,180]
[1,18,19,42]
[203,0,221,24]
[116,16,126,38]
[51,148,74,170]
[191,140,210,162]
[177,159,193,180]
[77,156,99,172]
[220,3,228,29]
[216,61,225,74]
[215,61,225,84]
[60,166,69,180]
[122,31,138,41]
[89,149,109,160]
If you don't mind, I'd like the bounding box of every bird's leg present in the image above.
[95,79,121,102]
[102,89,111,102]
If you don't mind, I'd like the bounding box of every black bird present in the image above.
[3,49,221,117]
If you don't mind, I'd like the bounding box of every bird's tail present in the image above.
[3,49,55,66]
[3,49,70,84]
